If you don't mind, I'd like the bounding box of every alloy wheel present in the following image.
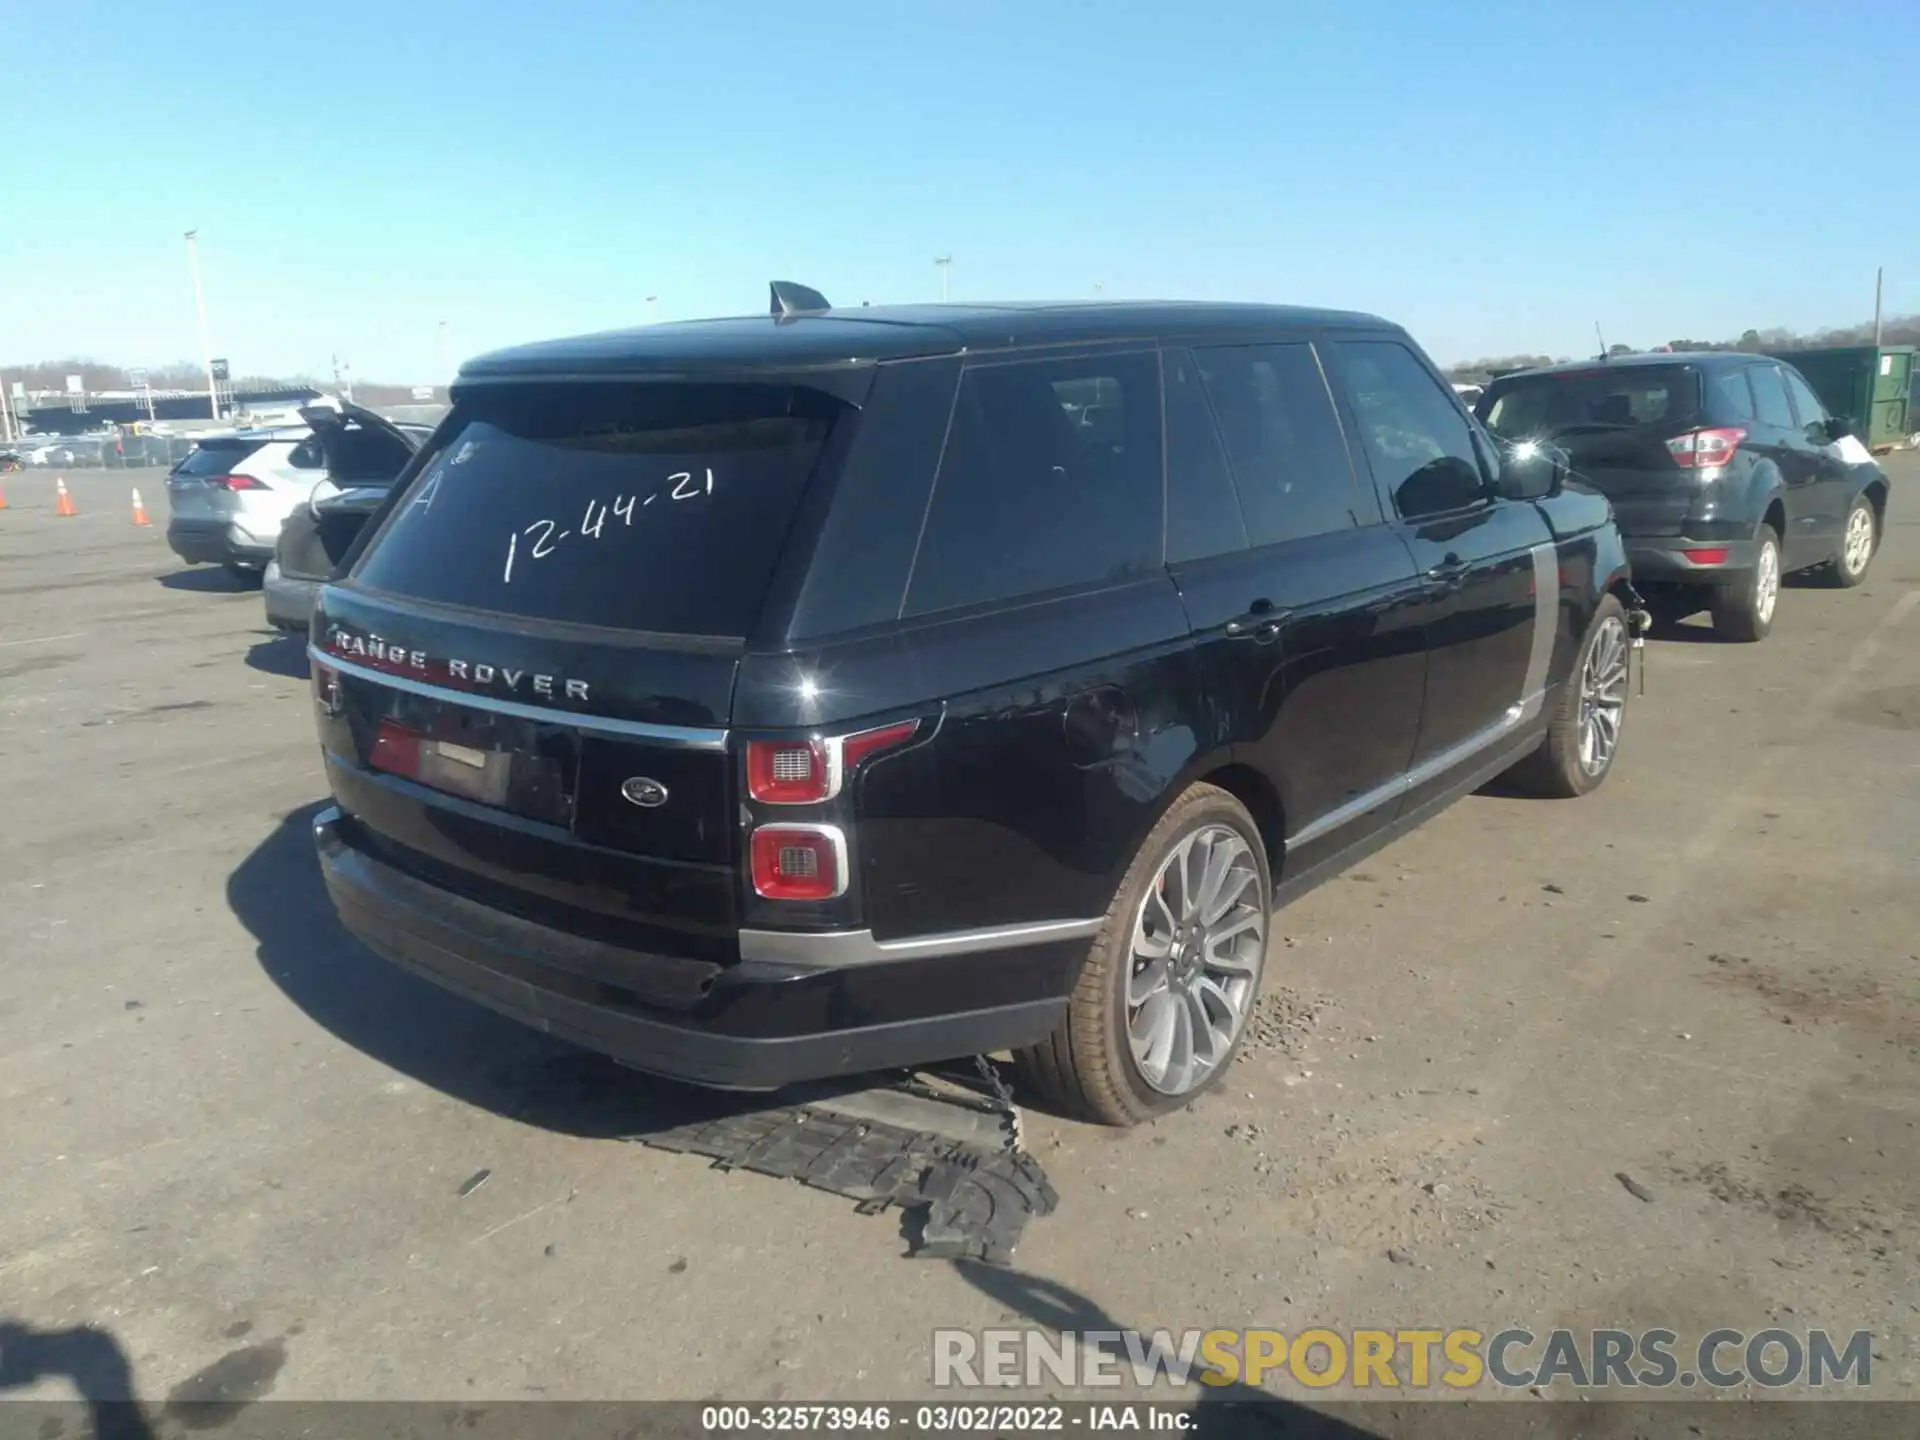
[1126,825,1266,1096]
[1755,541,1780,625]
[1843,505,1875,578]
[1576,615,1629,777]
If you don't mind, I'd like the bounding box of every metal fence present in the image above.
[4,433,200,469]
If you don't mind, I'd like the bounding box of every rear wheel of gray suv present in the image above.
[1015,783,1271,1126]
[1709,527,1780,642]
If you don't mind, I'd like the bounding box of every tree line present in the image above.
[1444,313,1919,381]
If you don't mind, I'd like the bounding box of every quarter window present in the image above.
[903,352,1162,617]
[1327,341,1488,521]
[1780,367,1828,427]
[1194,343,1360,546]
[1709,369,1756,424]
[1747,365,1796,429]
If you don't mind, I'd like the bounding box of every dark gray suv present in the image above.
[1477,352,1891,641]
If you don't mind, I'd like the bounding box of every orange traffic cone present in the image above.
[131,488,151,526]
[0,483,8,509]
[55,477,77,517]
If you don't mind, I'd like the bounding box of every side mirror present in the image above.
[1822,416,1853,443]
[1497,439,1568,500]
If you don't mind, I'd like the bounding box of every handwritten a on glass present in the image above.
[502,468,714,584]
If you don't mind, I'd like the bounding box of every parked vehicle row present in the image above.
[151,292,1893,1131]
[299,290,1655,1127]
[163,404,432,586]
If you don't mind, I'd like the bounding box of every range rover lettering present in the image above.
[309,288,1647,1126]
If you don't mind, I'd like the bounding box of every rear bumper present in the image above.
[263,561,318,630]
[312,807,1074,1090]
[1625,535,1758,582]
[166,517,277,568]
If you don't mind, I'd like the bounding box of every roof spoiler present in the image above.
[770,281,832,319]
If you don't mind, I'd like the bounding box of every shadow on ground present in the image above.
[229,802,863,1141]
[0,1319,156,1440]
[245,631,309,679]
[156,567,259,593]
[948,1263,1385,1438]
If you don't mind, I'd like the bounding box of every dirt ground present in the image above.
[1,460,1916,1415]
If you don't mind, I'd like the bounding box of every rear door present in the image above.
[1326,337,1555,770]
[311,379,850,945]
[1167,342,1424,872]
[1780,363,1850,552]
[1743,362,1823,562]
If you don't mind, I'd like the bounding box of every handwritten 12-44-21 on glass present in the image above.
[470,467,715,584]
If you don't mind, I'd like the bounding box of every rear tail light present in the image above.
[1665,427,1746,470]
[745,719,921,804]
[747,739,831,804]
[207,473,269,490]
[750,824,847,900]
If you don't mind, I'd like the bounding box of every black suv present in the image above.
[1476,353,1891,641]
[308,291,1641,1126]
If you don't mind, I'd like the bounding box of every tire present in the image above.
[225,563,265,589]
[1709,527,1780,642]
[1825,494,1878,589]
[1014,783,1272,1126]
[1506,594,1631,799]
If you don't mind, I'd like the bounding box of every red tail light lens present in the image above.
[750,824,847,900]
[1665,427,1746,470]
[1682,548,1731,565]
[747,739,830,804]
[206,472,269,490]
[746,719,921,805]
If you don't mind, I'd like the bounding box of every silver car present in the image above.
[164,426,326,583]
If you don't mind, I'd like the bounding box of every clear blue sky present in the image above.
[3,0,1913,382]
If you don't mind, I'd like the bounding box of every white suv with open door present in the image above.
[164,424,331,584]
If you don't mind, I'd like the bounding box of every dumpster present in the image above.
[1763,345,1913,453]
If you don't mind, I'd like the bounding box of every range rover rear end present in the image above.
[307,314,1079,1089]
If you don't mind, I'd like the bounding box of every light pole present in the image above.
[934,255,951,302]
[184,229,219,420]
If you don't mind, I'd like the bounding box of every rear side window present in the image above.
[1746,365,1795,429]
[176,439,264,477]
[1781,367,1828,426]
[1708,369,1755,424]
[353,382,840,637]
[1194,343,1360,545]
[903,351,1162,618]
[1163,348,1249,564]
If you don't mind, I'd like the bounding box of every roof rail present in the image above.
[770,281,832,319]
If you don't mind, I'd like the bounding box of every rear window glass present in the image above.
[352,383,839,637]
[1481,366,1700,440]
[176,439,265,476]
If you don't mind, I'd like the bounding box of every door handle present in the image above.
[1426,557,1469,588]
[1224,603,1290,642]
